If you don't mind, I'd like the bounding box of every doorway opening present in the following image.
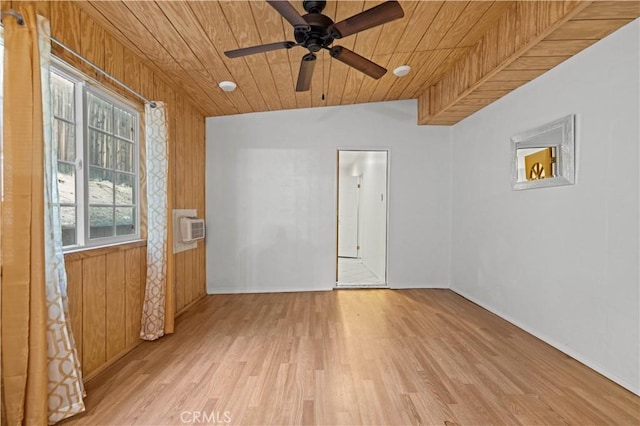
[336,150,388,287]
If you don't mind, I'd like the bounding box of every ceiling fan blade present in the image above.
[296,53,317,92]
[267,0,310,30]
[329,1,404,39]
[330,46,386,79]
[224,41,297,58]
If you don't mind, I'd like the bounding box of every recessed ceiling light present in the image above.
[219,81,237,92]
[393,65,411,77]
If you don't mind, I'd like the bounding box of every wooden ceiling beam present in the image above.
[417,1,595,125]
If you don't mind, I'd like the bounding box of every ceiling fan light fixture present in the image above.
[393,65,411,77]
[219,81,237,92]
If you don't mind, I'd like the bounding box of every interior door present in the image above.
[338,174,359,258]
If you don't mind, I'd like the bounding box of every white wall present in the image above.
[206,100,451,293]
[357,152,388,280]
[450,20,639,394]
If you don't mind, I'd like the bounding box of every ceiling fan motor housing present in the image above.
[302,0,327,14]
[295,12,334,52]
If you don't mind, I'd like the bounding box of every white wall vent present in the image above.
[172,209,203,254]
[180,216,205,243]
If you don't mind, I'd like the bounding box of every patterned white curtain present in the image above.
[140,102,169,340]
[39,15,86,424]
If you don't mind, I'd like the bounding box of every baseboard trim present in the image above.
[176,294,207,317]
[389,283,449,289]
[207,285,334,294]
[451,287,640,396]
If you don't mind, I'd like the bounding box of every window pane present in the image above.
[89,167,114,205]
[116,207,135,236]
[51,73,74,121]
[88,130,113,169]
[58,162,75,204]
[89,206,114,238]
[114,107,134,141]
[60,206,76,246]
[115,172,134,205]
[53,119,75,162]
[87,92,113,132]
[115,140,133,172]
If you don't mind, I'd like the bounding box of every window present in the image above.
[52,63,140,249]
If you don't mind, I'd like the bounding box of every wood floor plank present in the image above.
[64,289,640,425]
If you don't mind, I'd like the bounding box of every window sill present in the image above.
[64,239,147,261]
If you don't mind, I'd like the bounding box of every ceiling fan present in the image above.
[224,0,405,92]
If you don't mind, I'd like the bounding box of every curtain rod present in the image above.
[51,37,157,108]
[1,9,156,108]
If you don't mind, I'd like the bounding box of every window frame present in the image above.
[52,58,142,251]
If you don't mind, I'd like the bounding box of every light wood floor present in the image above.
[64,289,639,425]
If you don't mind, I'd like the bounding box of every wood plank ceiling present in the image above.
[76,1,639,124]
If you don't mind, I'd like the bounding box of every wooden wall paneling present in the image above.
[74,1,145,59]
[197,114,207,299]
[139,63,155,103]
[174,96,187,312]
[196,109,205,299]
[8,0,207,380]
[18,1,51,18]
[50,1,82,67]
[123,49,141,96]
[82,255,107,376]
[125,247,143,349]
[139,245,148,324]
[65,259,84,363]
[104,32,125,84]
[105,251,126,360]
[188,1,267,112]
[79,10,105,79]
[324,0,365,106]
[184,105,196,306]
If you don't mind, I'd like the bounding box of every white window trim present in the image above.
[52,58,141,251]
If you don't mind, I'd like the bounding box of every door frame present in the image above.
[335,149,390,288]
